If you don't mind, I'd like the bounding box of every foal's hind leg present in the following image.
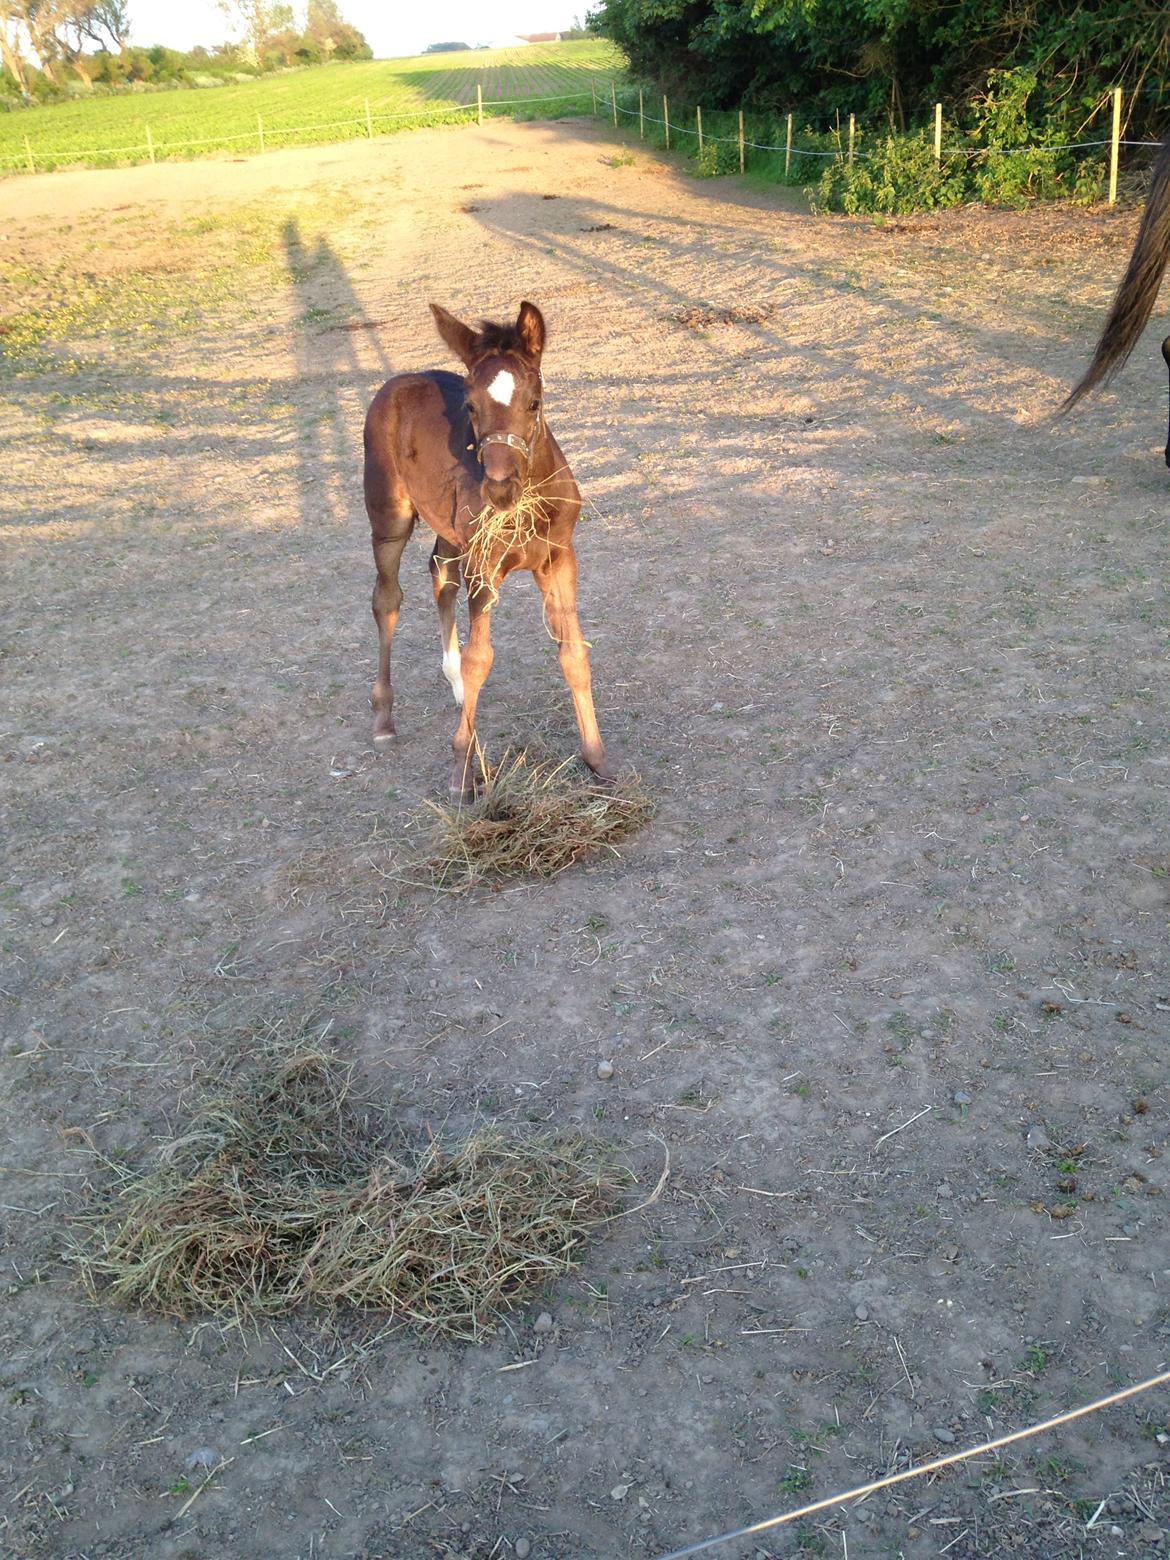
[430,538,464,706]
[369,500,415,747]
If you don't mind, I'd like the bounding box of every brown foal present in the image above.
[363,301,612,797]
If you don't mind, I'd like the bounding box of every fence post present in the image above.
[591,79,597,116]
[785,112,792,177]
[663,95,670,150]
[365,98,373,138]
[1108,86,1122,205]
[257,113,265,154]
[24,133,34,173]
[933,102,942,165]
[848,113,855,166]
[696,105,703,156]
[477,84,483,126]
[611,80,617,127]
[738,108,744,175]
[145,124,155,165]
[638,87,644,139]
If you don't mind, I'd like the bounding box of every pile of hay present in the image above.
[76,1050,621,1338]
[422,748,653,890]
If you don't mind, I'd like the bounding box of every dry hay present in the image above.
[421,747,653,890]
[462,481,557,601]
[75,1049,622,1338]
[668,303,773,329]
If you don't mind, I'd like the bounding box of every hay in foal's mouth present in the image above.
[75,1049,621,1338]
[422,748,654,891]
[462,479,556,600]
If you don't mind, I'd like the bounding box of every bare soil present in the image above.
[2,118,1170,1560]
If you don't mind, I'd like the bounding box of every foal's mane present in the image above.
[471,319,538,363]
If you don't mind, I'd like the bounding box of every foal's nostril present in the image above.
[483,477,522,510]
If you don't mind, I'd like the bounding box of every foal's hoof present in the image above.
[372,724,396,751]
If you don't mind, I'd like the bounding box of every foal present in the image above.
[363,301,612,797]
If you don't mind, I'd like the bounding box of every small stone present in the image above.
[937,1182,953,1199]
[932,1427,956,1444]
[515,1539,531,1559]
[1025,1125,1050,1152]
[611,1483,630,1501]
[953,1091,972,1107]
[596,1060,614,1080]
[854,1304,869,1321]
[184,1446,219,1472]
[533,1312,554,1334]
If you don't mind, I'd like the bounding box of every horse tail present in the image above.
[1062,134,1170,412]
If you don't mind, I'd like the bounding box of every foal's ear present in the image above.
[429,303,479,368]
[516,300,546,361]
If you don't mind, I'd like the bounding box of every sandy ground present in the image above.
[2,117,1170,1560]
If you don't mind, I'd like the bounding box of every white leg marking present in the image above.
[443,647,464,705]
[486,369,516,406]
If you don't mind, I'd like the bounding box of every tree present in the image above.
[217,0,275,68]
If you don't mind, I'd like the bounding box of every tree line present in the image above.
[0,0,370,105]
[588,0,1167,142]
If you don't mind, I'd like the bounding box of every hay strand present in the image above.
[74,1049,624,1339]
[420,747,653,890]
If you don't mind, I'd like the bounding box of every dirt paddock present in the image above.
[2,118,1169,1559]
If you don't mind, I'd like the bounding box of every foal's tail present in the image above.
[1062,134,1170,412]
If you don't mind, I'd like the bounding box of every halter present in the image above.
[468,367,544,467]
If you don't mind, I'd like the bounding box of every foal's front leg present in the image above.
[535,545,613,782]
[430,538,464,705]
[449,586,495,799]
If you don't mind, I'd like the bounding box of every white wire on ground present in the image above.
[652,1366,1170,1560]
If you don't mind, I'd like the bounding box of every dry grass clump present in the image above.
[669,303,772,329]
[422,748,653,890]
[463,483,554,600]
[76,1049,621,1338]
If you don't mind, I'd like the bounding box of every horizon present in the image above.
[122,2,588,61]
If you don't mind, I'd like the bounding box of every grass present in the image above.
[419,747,653,890]
[74,1047,623,1339]
[0,41,624,173]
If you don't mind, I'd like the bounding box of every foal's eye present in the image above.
[528,400,540,413]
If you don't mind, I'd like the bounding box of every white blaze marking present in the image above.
[486,369,515,406]
[443,647,464,705]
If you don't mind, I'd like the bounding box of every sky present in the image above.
[125,2,588,59]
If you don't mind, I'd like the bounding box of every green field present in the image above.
[0,39,625,174]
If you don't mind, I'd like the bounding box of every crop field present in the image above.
[0,38,624,172]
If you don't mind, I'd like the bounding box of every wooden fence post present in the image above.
[848,113,855,166]
[24,133,34,173]
[477,84,483,126]
[611,80,617,127]
[638,87,644,139]
[933,102,942,165]
[365,98,373,137]
[257,113,265,154]
[738,108,744,175]
[663,95,670,150]
[696,105,703,156]
[1108,86,1122,205]
[145,124,155,164]
[591,79,597,117]
[785,112,792,177]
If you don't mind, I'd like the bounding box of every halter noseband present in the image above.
[477,425,539,464]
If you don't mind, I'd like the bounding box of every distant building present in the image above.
[516,32,562,43]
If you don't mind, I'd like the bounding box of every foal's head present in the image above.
[430,300,546,511]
